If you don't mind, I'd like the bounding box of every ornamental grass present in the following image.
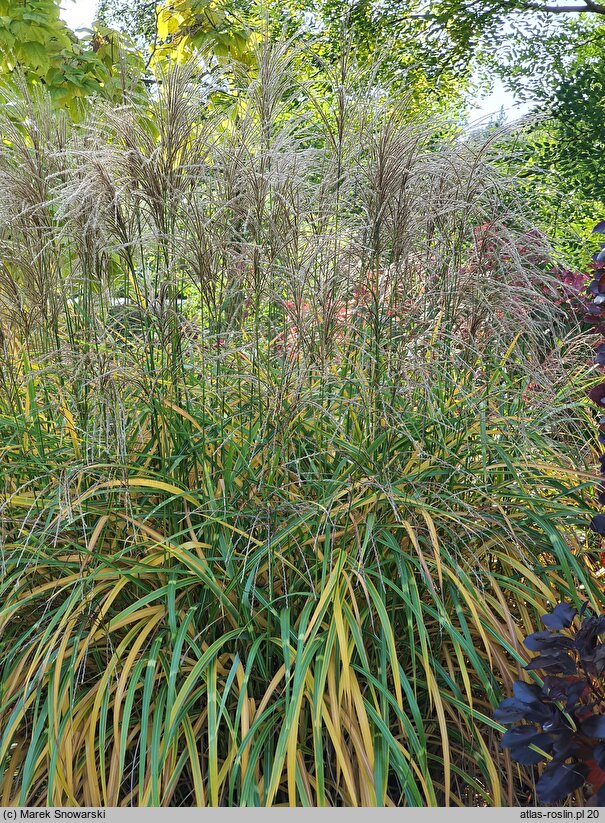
[0,49,601,806]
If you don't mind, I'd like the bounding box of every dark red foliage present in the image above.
[495,604,605,805]
[588,383,605,407]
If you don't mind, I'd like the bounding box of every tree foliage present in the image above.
[97,0,257,65]
[0,0,146,114]
[0,0,257,115]
[153,0,255,65]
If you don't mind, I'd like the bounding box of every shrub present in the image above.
[495,602,605,806]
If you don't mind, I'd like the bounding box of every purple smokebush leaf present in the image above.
[588,383,605,407]
[512,681,542,702]
[525,653,577,675]
[493,601,605,806]
[536,761,588,804]
[502,727,555,765]
[524,631,574,652]
[581,716,605,738]
[493,698,529,724]
[596,344,605,366]
[590,514,605,536]
[541,603,577,630]
[594,742,605,770]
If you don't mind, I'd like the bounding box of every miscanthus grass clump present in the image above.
[0,47,600,806]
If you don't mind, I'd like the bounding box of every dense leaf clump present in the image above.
[0,53,600,806]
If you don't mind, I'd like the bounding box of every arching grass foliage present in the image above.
[0,50,601,806]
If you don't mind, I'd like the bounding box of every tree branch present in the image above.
[518,0,605,13]
[406,0,605,19]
